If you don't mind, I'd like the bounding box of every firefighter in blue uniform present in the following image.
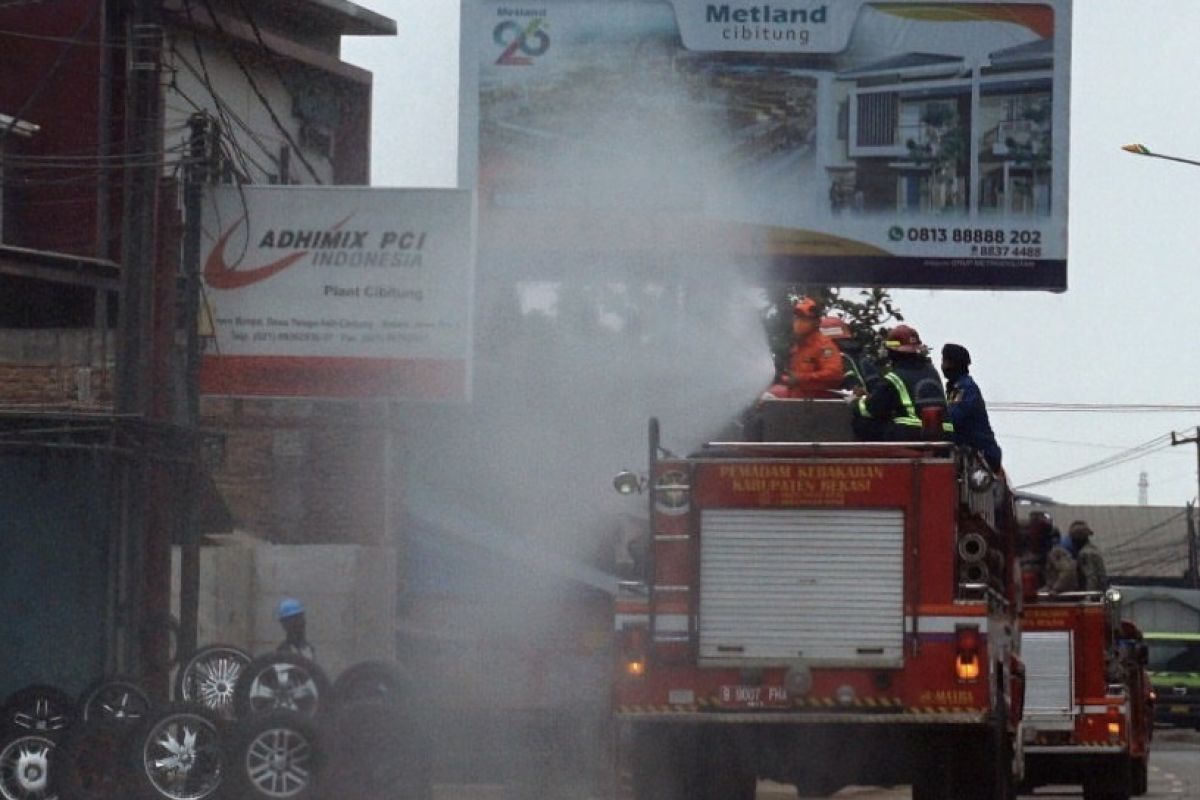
[940,342,1002,471]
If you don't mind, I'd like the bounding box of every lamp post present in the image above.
[1122,143,1200,168]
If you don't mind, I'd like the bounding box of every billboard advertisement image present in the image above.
[199,186,475,400]
[462,0,1071,289]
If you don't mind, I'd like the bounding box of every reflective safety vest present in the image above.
[859,372,954,433]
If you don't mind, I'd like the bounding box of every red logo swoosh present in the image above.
[204,213,354,290]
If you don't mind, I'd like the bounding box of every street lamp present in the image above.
[1121,143,1200,168]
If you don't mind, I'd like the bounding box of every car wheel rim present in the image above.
[185,654,246,718]
[142,714,222,800]
[244,727,312,798]
[248,666,319,717]
[11,698,69,733]
[0,735,54,800]
[92,686,149,723]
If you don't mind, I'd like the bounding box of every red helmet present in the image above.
[819,316,851,341]
[884,324,923,353]
[793,298,821,320]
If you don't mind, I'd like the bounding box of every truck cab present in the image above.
[1143,631,1200,729]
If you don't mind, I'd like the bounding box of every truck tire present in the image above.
[79,677,152,725]
[50,718,136,800]
[1082,755,1132,800]
[225,711,324,800]
[1,685,76,735]
[630,725,695,800]
[1131,757,1148,796]
[176,644,252,720]
[696,729,754,800]
[912,754,953,800]
[233,654,331,721]
[332,661,408,707]
[128,703,225,800]
[324,698,431,800]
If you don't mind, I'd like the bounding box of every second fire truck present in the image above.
[1020,589,1152,800]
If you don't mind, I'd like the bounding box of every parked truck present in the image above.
[611,401,1025,800]
[1020,591,1152,799]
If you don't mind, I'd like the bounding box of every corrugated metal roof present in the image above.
[1021,503,1192,579]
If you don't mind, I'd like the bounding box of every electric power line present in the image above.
[992,402,1200,413]
[1015,435,1175,490]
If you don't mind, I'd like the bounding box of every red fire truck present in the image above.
[1019,591,1152,800]
[612,403,1025,800]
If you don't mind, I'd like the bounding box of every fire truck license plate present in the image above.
[717,685,790,708]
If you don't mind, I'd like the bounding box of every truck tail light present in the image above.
[956,625,981,681]
[621,625,648,678]
[1107,705,1124,740]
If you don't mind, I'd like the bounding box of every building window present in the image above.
[856,93,898,147]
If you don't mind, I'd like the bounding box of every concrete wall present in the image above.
[173,538,397,680]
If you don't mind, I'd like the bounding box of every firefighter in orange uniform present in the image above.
[765,298,843,400]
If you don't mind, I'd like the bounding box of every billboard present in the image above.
[199,186,475,400]
[461,0,1071,290]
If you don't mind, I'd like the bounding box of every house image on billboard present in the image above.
[830,37,1054,217]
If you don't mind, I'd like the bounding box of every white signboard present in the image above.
[199,186,475,400]
[462,0,1070,290]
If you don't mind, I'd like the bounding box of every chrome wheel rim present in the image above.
[142,713,222,800]
[247,666,320,717]
[244,727,313,798]
[11,697,69,733]
[88,684,150,723]
[0,735,55,800]
[183,650,248,719]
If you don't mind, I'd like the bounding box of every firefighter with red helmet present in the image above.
[764,298,843,400]
[851,324,951,441]
[820,315,880,392]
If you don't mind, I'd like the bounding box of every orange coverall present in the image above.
[770,331,843,399]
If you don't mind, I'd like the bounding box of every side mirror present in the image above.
[613,471,645,496]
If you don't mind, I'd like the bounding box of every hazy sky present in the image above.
[343,1,1200,508]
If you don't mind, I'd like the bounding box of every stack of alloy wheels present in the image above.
[0,654,427,800]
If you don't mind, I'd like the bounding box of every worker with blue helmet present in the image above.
[276,597,315,661]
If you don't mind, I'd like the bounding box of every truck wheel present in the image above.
[325,698,430,800]
[50,718,136,800]
[232,654,331,721]
[913,756,952,800]
[225,711,324,800]
[176,644,251,720]
[1083,757,1132,800]
[695,729,754,800]
[79,677,152,725]
[1,685,76,734]
[1131,757,1148,796]
[129,703,225,800]
[0,731,55,800]
[332,661,408,707]
[630,726,695,800]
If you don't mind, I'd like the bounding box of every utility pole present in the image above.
[178,112,210,662]
[117,2,163,416]
[116,0,166,689]
[1170,427,1200,588]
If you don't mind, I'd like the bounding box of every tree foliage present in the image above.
[762,286,905,374]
